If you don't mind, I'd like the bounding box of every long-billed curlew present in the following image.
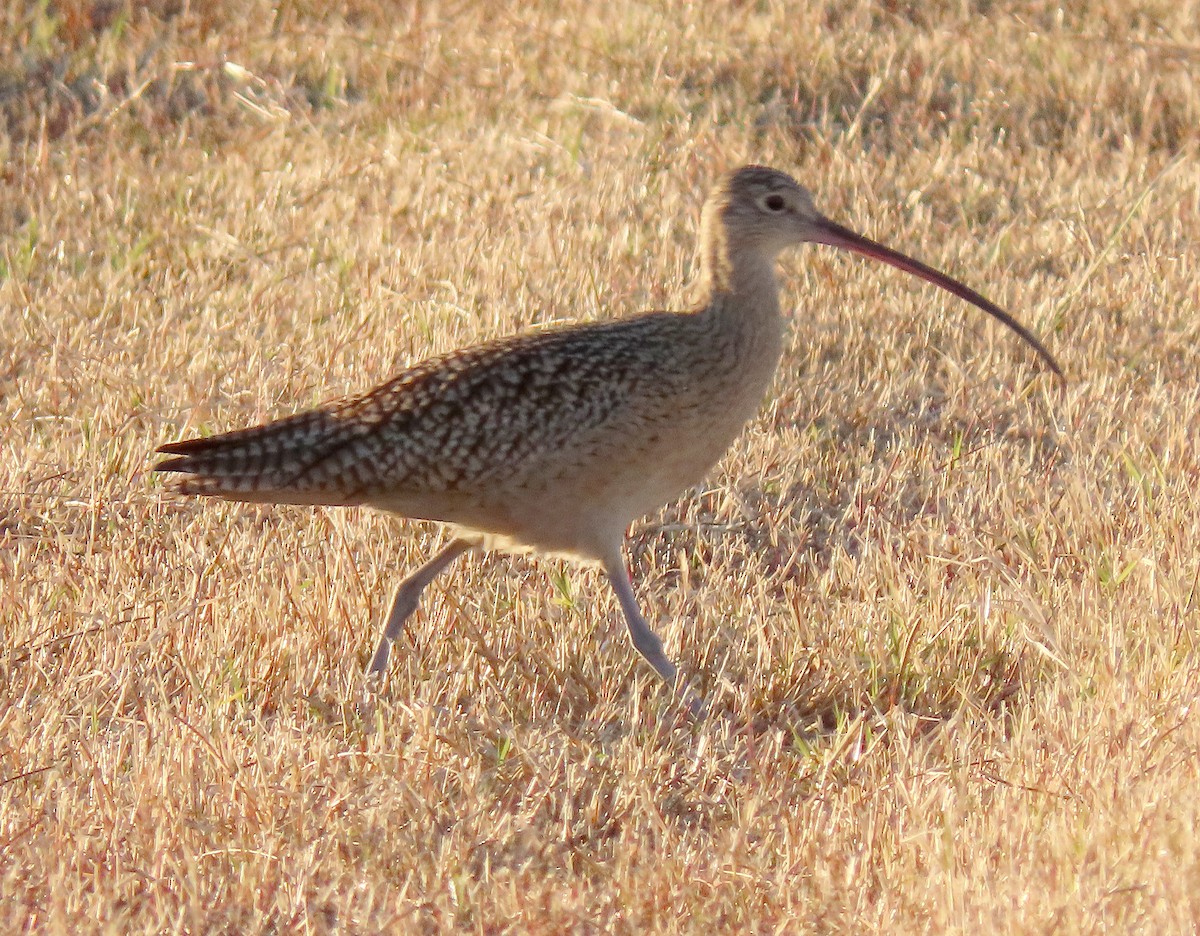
[155,166,1061,712]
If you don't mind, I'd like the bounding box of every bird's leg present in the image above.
[366,537,474,677]
[603,553,704,717]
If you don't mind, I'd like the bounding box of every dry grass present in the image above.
[3,0,1200,931]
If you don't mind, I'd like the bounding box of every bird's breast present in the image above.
[367,309,787,560]
[529,319,786,532]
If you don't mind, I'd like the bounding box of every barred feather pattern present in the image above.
[154,308,768,512]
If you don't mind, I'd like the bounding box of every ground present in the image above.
[2,1,1200,932]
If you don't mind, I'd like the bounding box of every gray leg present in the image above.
[366,537,474,677]
[604,553,703,716]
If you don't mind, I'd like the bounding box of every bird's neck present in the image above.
[696,228,784,341]
[686,234,787,418]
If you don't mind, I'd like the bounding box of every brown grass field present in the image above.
[3,0,1200,931]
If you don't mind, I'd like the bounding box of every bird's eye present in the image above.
[763,194,786,212]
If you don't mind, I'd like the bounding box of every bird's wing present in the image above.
[154,313,685,504]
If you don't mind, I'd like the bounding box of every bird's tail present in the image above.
[154,409,360,505]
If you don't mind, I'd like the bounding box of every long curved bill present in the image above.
[809,216,1063,378]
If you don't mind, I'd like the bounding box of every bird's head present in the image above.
[701,165,1063,377]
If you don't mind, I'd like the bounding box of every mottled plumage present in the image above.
[156,165,1061,714]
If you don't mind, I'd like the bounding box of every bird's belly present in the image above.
[371,400,753,561]
[484,395,760,558]
[372,349,779,562]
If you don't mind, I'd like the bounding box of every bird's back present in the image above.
[156,309,770,527]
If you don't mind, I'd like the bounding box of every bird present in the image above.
[154,165,1062,714]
